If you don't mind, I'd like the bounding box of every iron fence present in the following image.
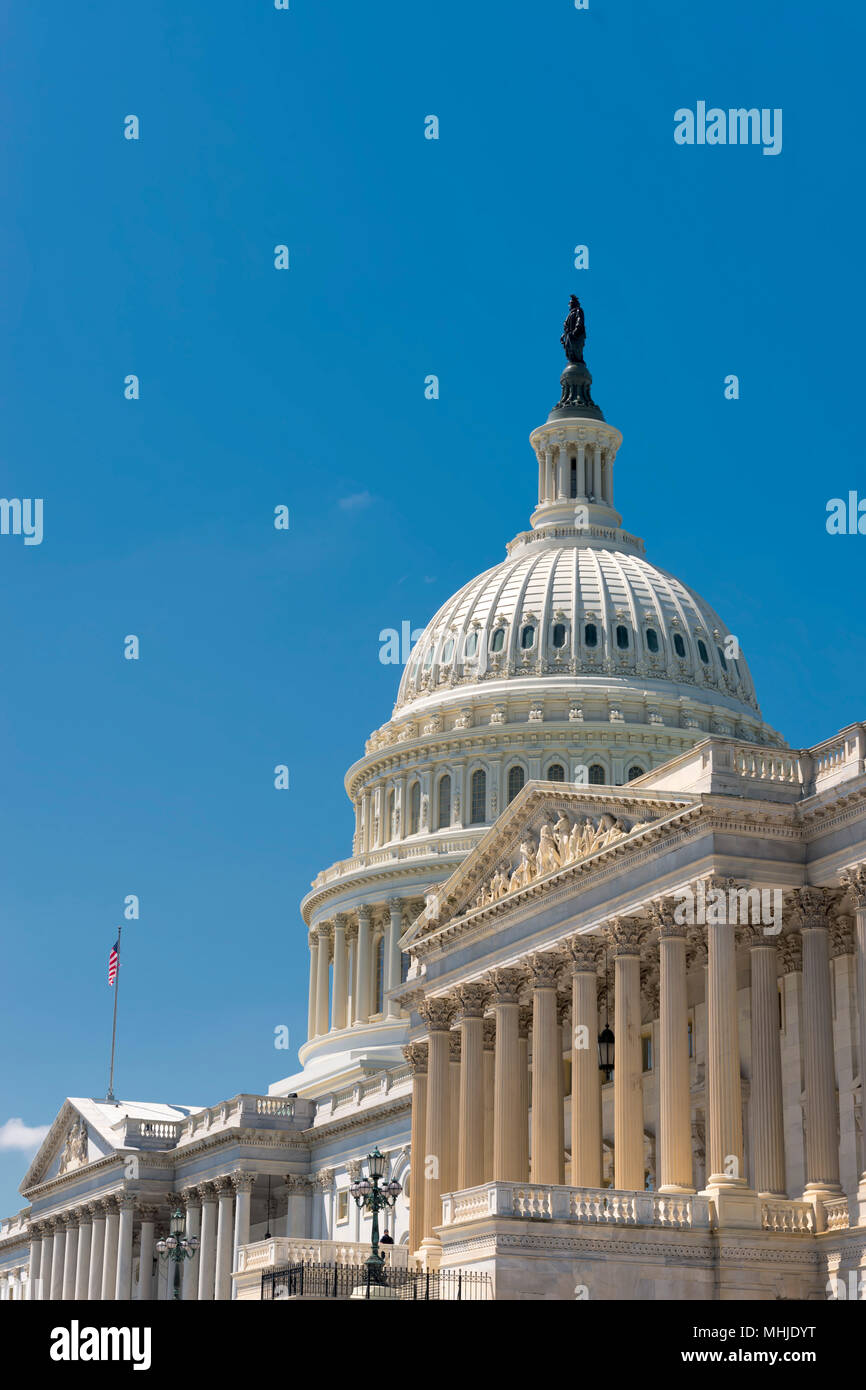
[262,1260,492,1301]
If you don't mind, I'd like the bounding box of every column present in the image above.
[794,889,843,1199]
[87,1204,106,1302]
[182,1189,201,1300]
[449,1032,461,1193]
[136,1207,156,1301]
[748,931,786,1196]
[517,1007,532,1181]
[231,1173,254,1299]
[331,914,348,1031]
[403,1042,428,1258]
[705,910,745,1189]
[418,997,455,1261]
[285,1175,311,1238]
[355,907,372,1024]
[40,1223,54,1301]
[101,1200,119,1300]
[214,1177,235,1300]
[842,865,866,1198]
[315,923,331,1036]
[529,953,564,1185]
[610,921,645,1191]
[779,935,806,1197]
[115,1193,135,1300]
[74,1209,92,1299]
[483,1018,496,1181]
[567,941,602,1188]
[50,1218,66,1300]
[315,1170,334,1239]
[492,970,523,1181]
[386,898,403,1017]
[307,932,318,1040]
[455,985,486,1190]
[657,912,694,1192]
[197,1185,217,1300]
[592,443,602,499]
[576,442,586,499]
[28,1227,43,1302]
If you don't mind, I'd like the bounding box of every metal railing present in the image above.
[262,1261,492,1301]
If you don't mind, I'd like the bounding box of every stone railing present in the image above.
[733,750,801,784]
[311,836,471,889]
[760,1200,815,1235]
[822,1197,851,1232]
[120,1095,315,1150]
[237,1237,412,1274]
[441,1183,711,1231]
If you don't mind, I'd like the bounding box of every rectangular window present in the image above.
[336,1190,349,1225]
[641,1032,653,1072]
[570,458,577,498]
[687,1018,694,1060]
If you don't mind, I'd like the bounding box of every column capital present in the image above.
[830,914,855,957]
[402,1040,428,1075]
[418,996,457,1032]
[212,1175,234,1197]
[283,1174,312,1193]
[449,1031,461,1062]
[138,1205,159,1223]
[779,933,803,975]
[788,886,835,931]
[606,917,645,956]
[357,904,373,926]
[565,935,603,972]
[180,1185,204,1207]
[517,1005,533,1038]
[842,863,866,908]
[489,966,525,1003]
[454,982,489,1019]
[314,1168,335,1190]
[333,912,348,933]
[117,1191,138,1213]
[316,921,333,945]
[232,1171,255,1194]
[649,899,688,939]
[527,950,565,989]
[388,896,403,915]
[482,1017,497,1050]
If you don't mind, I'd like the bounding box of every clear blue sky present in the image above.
[1,0,863,1216]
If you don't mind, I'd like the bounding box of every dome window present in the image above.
[584,622,598,648]
[697,639,710,664]
[437,774,451,829]
[673,633,686,658]
[548,763,565,782]
[646,628,659,653]
[570,457,578,498]
[520,625,536,650]
[490,628,505,653]
[408,781,421,836]
[552,622,567,648]
[470,769,487,824]
[507,765,525,803]
[464,632,478,658]
[442,638,454,663]
[616,625,629,650]
[716,646,727,670]
[627,765,645,781]
[423,646,433,669]
[588,764,606,785]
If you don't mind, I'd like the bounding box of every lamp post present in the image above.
[598,948,615,1082]
[155,1206,199,1300]
[349,1148,401,1281]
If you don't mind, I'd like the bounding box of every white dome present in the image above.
[395,526,765,730]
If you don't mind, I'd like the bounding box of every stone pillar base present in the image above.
[419,1237,442,1271]
[702,1183,762,1230]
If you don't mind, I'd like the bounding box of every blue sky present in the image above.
[0,0,863,1215]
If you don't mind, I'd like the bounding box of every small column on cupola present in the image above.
[529,297,624,532]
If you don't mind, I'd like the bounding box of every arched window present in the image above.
[570,457,577,498]
[470,769,486,824]
[388,789,396,840]
[588,764,606,785]
[552,622,567,648]
[464,631,478,658]
[716,646,727,670]
[520,625,535,650]
[616,624,629,649]
[423,645,433,669]
[408,781,421,835]
[507,765,525,803]
[646,628,659,653]
[374,936,384,1014]
[442,638,454,663]
[673,633,686,658]
[627,765,645,781]
[437,774,451,829]
[584,622,598,648]
[490,628,505,653]
[697,639,709,664]
[548,763,565,782]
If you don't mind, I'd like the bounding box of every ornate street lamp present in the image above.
[349,1148,401,1281]
[155,1206,199,1300]
[597,948,615,1081]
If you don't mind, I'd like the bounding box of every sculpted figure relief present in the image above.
[469,810,639,913]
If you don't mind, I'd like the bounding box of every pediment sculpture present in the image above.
[470,811,651,911]
[58,1117,88,1174]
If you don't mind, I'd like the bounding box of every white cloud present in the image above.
[0,1117,50,1152]
[338,491,373,511]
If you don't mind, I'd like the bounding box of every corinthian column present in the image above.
[28,1226,43,1303]
[87,1204,106,1302]
[231,1173,254,1298]
[609,920,645,1191]
[182,1189,201,1300]
[331,914,348,1031]
[74,1208,93,1299]
[654,906,693,1193]
[528,953,564,1185]
[842,865,866,1203]
[307,931,318,1040]
[491,969,524,1181]
[402,1042,428,1258]
[792,888,843,1200]
[567,939,602,1188]
[115,1193,135,1300]
[197,1185,218,1300]
[101,1200,119,1300]
[386,899,404,1017]
[50,1219,66,1300]
[61,1214,78,1299]
[355,907,373,1024]
[214,1177,235,1300]
[455,985,486,1190]
[315,923,331,1036]
[136,1207,156,1300]
[418,997,456,1264]
[748,929,786,1196]
[705,895,746,1191]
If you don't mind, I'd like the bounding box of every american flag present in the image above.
[108,940,119,986]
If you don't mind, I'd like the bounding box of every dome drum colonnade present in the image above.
[401,875,866,1264]
[306,898,426,1039]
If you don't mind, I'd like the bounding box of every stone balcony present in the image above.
[117,1094,316,1150]
[233,1237,413,1300]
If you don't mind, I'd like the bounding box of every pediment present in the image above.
[407,783,695,943]
[21,1101,97,1193]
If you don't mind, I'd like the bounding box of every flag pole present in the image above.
[107,923,122,1102]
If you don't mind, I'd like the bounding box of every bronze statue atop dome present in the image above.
[549,295,603,420]
[561,294,586,364]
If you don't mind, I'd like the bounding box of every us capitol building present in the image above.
[3,303,866,1302]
